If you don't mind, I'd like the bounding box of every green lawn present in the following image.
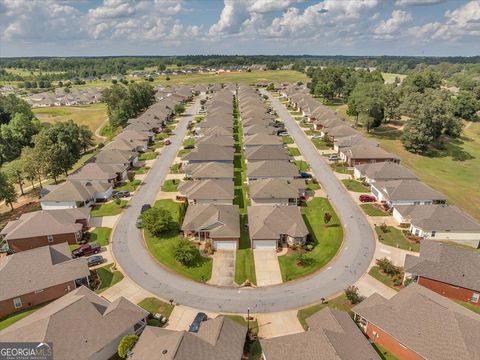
[177,149,191,157]
[373,343,400,360]
[183,138,195,147]
[133,167,148,175]
[295,160,310,172]
[137,297,174,318]
[342,179,370,192]
[139,151,158,161]
[282,136,294,144]
[305,179,321,190]
[300,121,312,129]
[360,204,391,216]
[330,163,353,174]
[95,264,124,293]
[297,294,352,330]
[279,198,343,281]
[0,304,45,331]
[376,226,420,252]
[115,180,141,192]
[91,200,127,217]
[69,226,112,251]
[312,138,331,150]
[288,147,301,156]
[156,133,169,141]
[225,315,259,336]
[455,300,480,315]
[144,200,212,282]
[170,163,183,173]
[235,249,256,285]
[368,266,400,291]
[161,179,180,192]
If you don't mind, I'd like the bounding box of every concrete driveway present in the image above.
[257,310,304,339]
[355,273,397,299]
[166,305,218,331]
[208,250,235,286]
[90,215,119,228]
[254,249,283,286]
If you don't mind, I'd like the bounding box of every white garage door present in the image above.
[214,241,237,250]
[253,240,277,249]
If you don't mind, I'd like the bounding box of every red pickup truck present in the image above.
[72,243,101,258]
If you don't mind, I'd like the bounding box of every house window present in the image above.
[47,235,54,242]
[431,231,436,237]
[413,201,420,205]
[472,293,479,303]
[13,297,22,309]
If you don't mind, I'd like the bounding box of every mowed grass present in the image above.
[279,198,343,281]
[95,264,124,293]
[235,249,256,285]
[375,226,420,252]
[360,204,391,216]
[297,294,352,330]
[341,179,370,192]
[91,200,127,217]
[137,297,174,318]
[0,304,46,331]
[368,266,400,291]
[144,200,212,282]
[33,103,107,140]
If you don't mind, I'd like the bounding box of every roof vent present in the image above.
[162,349,168,354]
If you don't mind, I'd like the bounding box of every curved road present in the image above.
[112,93,375,314]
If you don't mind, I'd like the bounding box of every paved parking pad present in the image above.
[257,310,304,339]
[208,250,235,286]
[254,249,283,286]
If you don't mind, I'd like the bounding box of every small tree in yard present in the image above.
[295,253,315,267]
[345,285,364,304]
[323,212,332,227]
[141,207,176,236]
[174,104,185,115]
[173,239,198,266]
[117,335,139,358]
[0,172,17,211]
[376,257,400,276]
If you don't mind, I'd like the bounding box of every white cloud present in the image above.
[433,0,480,40]
[374,10,412,39]
[395,0,445,5]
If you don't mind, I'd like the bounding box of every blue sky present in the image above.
[0,0,479,57]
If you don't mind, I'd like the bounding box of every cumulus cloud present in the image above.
[374,10,412,39]
[395,0,445,5]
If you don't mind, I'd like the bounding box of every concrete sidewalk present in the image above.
[257,310,304,339]
[90,215,119,228]
[254,249,283,286]
[355,273,397,299]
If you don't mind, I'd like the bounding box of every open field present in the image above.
[33,103,107,140]
[381,72,407,83]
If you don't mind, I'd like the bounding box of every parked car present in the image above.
[184,144,194,150]
[87,255,104,267]
[141,204,151,213]
[279,132,289,137]
[299,172,313,179]
[113,190,130,198]
[72,243,101,258]
[188,312,208,333]
[312,134,322,139]
[136,217,143,228]
[327,154,339,161]
[359,194,376,203]
[164,139,172,145]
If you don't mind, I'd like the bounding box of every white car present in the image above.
[312,134,322,139]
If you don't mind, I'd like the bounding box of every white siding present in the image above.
[392,208,406,224]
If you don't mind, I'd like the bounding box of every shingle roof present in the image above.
[404,241,480,292]
[129,316,247,360]
[182,204,240,238]
[41,181,95,202]
[182,144,234,162]
[0,242,90,301]
[373,180,447,202]
[245,146,290,161]
[247,160,298,178]
[68,163,125,182]
[178,180,234,201]
[244,133,282,146]
[249,179,299,200]
[186,162,234,179]
[248,205,308,240]
[355,162,417,182]
[197,135,234,147]
[261,308,381,360]
[353,284,480,360]
[395,204,480,232]
[0,286,147,360]
[345,144,399,160]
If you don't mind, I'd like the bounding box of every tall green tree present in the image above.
[451,91,479,121]
[382,84,401,122]
[78,125,95,153]
[0,172,17,211]
[3,159,25,195]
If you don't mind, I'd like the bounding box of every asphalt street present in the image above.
[112,92,376,313]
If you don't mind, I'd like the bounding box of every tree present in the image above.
[0,172,17,211]
[346,97,360,125]
[117,335,138,359]
[376,257,400,276]
[0,124,21,164]
[323,212,332,226]
[401,117,435,153]
[451,91,479,121]
[20,147,43,188]
[347,81,385,130]
[314,82,335,103]
[382,84,401,122]
[173,239,198,266]
[174,104,185,115]
[141,207,176,236]
[345,285,364,305]
[78,125,94,153]
[3,159,25,195]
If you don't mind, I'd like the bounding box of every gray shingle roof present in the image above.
[248,205,308,240]
[186,162,234,179]
[245,146,290,161]
[404,241,480,291]
[345,144,399,160]
[182,144,234,162]
[355,162,417,182]
[247,160,298,178]
[353,283,480,360]
[244,133,282,146]
[178,180,234,201]
[373,180,447,202]
[182,204,240,238]
[249,179,299,200]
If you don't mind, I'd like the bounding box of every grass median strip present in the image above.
[91,200,127,217]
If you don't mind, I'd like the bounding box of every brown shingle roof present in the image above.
[247,160,298,178]
[245,146,290,161]
[182,144,234,162]
[185,162,234,179]
[373,180,447,202]
[178,180,234,201]
[249,179,299,200]
[182,204,240,238]
[248,205,308,240]
[355,162,417,182]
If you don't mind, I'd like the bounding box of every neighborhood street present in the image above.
[112,92,376,314]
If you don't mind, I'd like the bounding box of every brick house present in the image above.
[1,208,90,252]
[353,284,480,360]
[404,241,480,305]
[0,242,90,317]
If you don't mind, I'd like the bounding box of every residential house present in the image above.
[243,133,283,149]
[40,181,112,210]
[333,134,378,153]
[182,144,234,165]
[243,124,277,136]
[200,126,233,137]
[249,179,301,205]
[196,135,234,148]
[370,180,447,208]
[245,146,291,163]
[247,160,298,182]
[68,163,127,186]
[248,205,308,249]
[341,144,400,167]
[354,162,417,184]
[393,204,480,248]
[353,283,480,360]
[178,180,234,204]
[261,308,381,360]
[323,125,359,143]
[184,162,234,180]
[129,316,246,360]
[0,242,90,317]
[91,148,138,169]
[0,286,148,360]
[0,208,90,252]
[181,204,240,250]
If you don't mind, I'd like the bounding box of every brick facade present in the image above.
[7,233,78,252]
[0,280,77,318]
[365,322,424,360]
[417,276,480,306]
